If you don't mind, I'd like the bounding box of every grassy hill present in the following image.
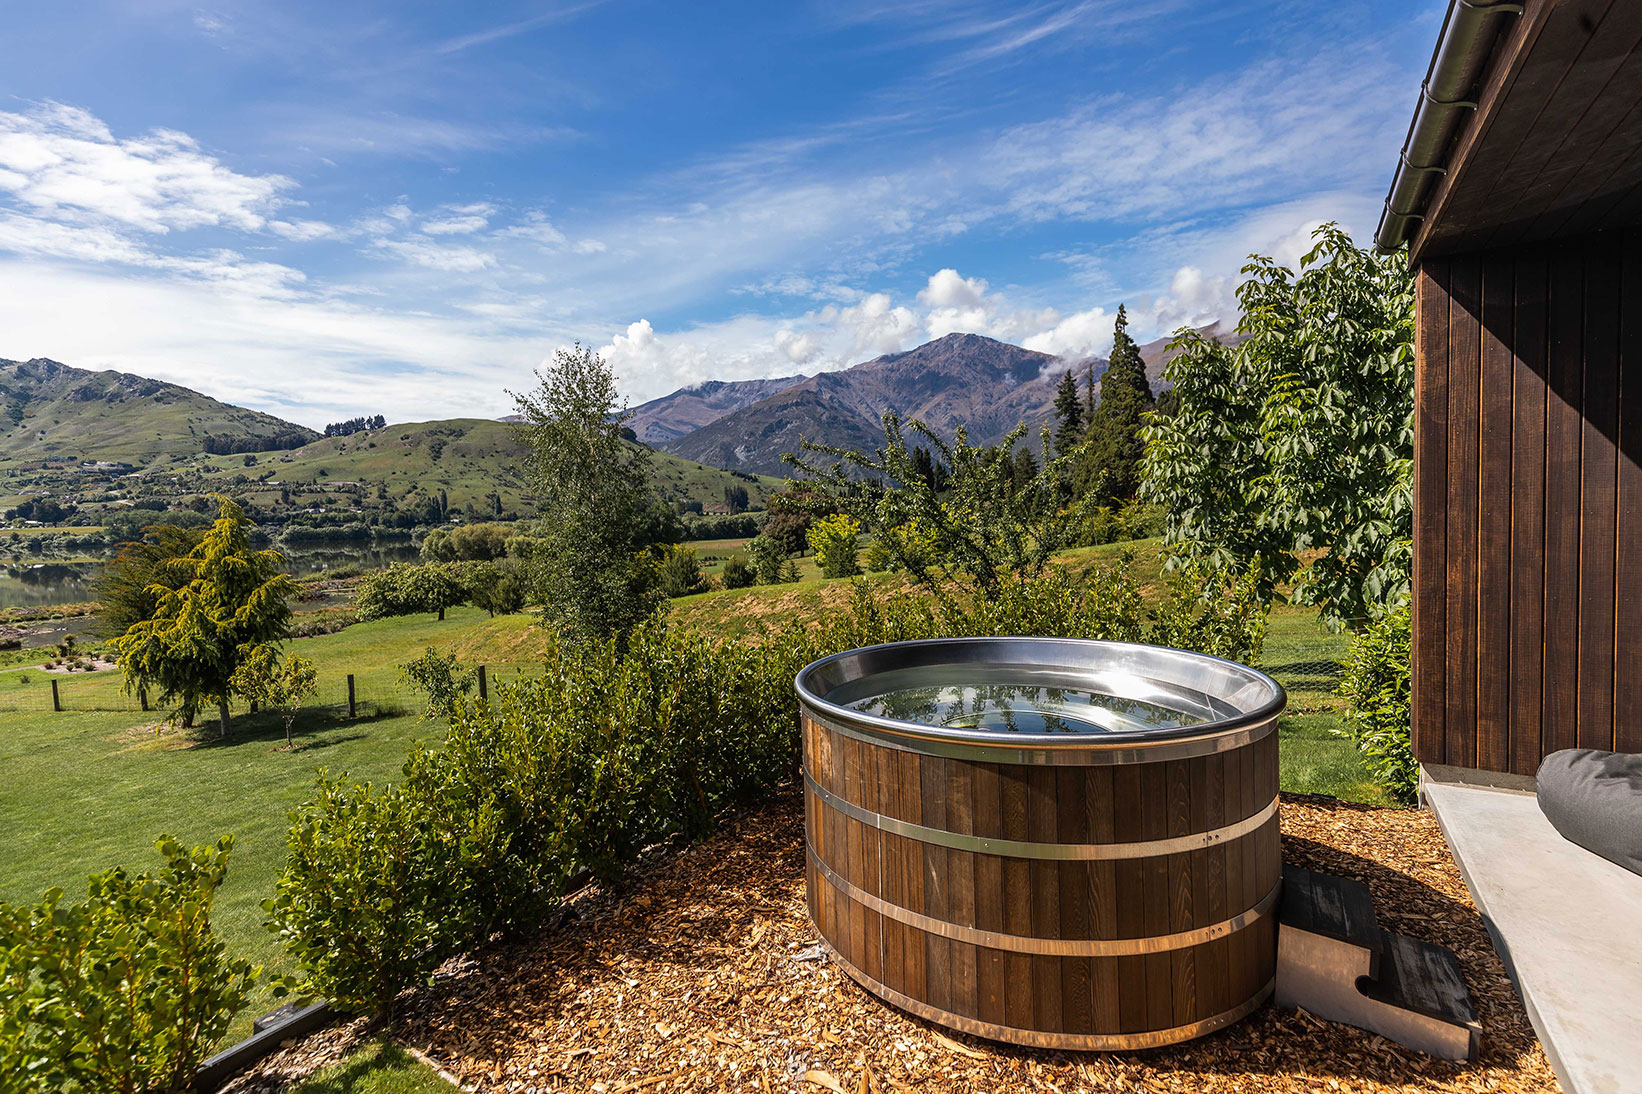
[198,418,787,516]
[0,358,316,466]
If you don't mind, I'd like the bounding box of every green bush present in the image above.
[720,557,755,589]
[746,535,793,585]
[264,777,471,1020]
[398,647,475,720]
[269,562,1269,1016]
[657,545,711,598]
[1338,606,1416,802]
[0,837,257,1094]
[807,514,861,579]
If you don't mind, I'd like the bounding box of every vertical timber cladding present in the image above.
[801,713,1282,1050]
[1412,228,1642,775]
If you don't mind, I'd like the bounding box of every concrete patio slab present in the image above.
[1424,779,1642,1094]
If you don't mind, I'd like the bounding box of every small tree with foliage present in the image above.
[93,522,207,641]
[790,414,1089,603]
[657,545,711,598]
[746,534,794,585]
[114,497,294,735]
[512,344,662,642]
[720,557,755,589]
[1140,224,1414,631]
[808,514,862,578]
[356,563,467,621]
[231,646,318,749]
[463,560,527,617]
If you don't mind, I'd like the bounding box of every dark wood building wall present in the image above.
[1413,228,1642,776]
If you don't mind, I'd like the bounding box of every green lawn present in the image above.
[0,606,553,1040]
[288,1042,451,1094]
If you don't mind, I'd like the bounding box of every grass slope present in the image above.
[199,418,788,515]
[0,358,315,466]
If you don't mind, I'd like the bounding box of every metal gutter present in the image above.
[1375,0,1525,253]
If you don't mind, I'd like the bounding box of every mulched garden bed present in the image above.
[239,788,1560,1093]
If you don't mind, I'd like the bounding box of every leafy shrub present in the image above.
[746,535,794,585]
[1338,606,1416,802]
[0,837,257,1094]
[264,776,470,1020]
[269,561,1269,1017]
[398,647,475,720]
[355,563,467,621]
[657,545,711,598]
[808,514,861,578]
[720,558,755,589]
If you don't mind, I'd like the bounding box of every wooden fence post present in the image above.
[347,674,356,719]
[51,679,61,713]
[478,665,487,702]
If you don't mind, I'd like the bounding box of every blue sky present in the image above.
[0,1,1439,427]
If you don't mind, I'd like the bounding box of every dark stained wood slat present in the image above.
[1139,762,1174,1033]
[1166,760,1198,1028]
[1477,254,1516,772]
[1111,765,1148,1033]
[1055,766,1094,1036]
[1414,262,1452,765]
[1521,10,1642,241]
[1446,256,1485,769]
[1578,236,1621,752]
[1617,230,1642,753]
[1543,245,1586,756]
[1411,0,1577,260]
[1084,766,1120,1031]
[1510,251,1550,776]
[1478,1,1642,250]
[899,747,926,1002]
[858,735,885,987]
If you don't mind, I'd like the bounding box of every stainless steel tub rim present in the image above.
[794,636,1287,760]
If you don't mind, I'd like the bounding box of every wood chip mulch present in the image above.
[228,789,1560,1093]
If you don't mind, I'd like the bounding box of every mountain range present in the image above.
[632,323,1238,477]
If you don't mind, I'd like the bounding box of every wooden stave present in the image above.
[802,712,1281,1046]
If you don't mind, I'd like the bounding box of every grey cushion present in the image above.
[1537,749,1642,877]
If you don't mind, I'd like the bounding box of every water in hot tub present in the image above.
[847,681,1203,734]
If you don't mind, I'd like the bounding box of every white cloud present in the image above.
[917,267,987,309]
[422,202,494,235]
[269,218,334,241]
[0,102,292,233]
[370,236,495,272]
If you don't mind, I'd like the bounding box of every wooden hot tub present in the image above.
[796,637,1285,1050]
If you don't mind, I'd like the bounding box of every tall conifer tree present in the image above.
[1052,368,1083,455]
[1082,304,1155,501]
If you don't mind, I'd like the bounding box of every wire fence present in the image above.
[0,665,512,717]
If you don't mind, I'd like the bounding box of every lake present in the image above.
[0,542,423,611]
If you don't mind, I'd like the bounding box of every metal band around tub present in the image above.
[804,770,1277,861]
[820,938,1277,1051]
[807,847,1281,956]
[802,707,1277,766]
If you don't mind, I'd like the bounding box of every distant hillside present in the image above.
[665,333,1073,476]
[0,358,317,465]
[660,324,1245,476]
[201,418,787,516]
[628,375,805,445]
